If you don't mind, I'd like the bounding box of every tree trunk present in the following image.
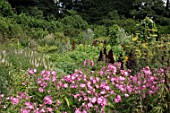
[166,0,169,10]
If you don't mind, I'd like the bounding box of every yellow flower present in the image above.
[124,56,129,63]
[142,43,148,48]
[132,37,138,41]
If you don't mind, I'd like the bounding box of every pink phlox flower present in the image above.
[28,68,34,75]
[114,95,121,103]
[51,71,56,75]
[143,66,152,75]
[120,70,128,76]
[52,75,57,82]
[46,107,53,113]
[25,102,34,109]
[10,96,19,105]
[63,83,68,88]
[75,108,81,113]
[91,97,97,103]
[99,70,104,76]
[44,96,53,105]
[97,97,103,105]
[57,100,61,106]
[87,102,93,108]
[83,59,87,66]
[20,108,30,113]
[108,64,117,74]
[39,87,44,92]
[80,84,86,88]
[74,94,80,99]
[90,60,94,67]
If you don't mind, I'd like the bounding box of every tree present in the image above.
[59,0,134,23]
[131,0,165,19]
[7,0,61,19]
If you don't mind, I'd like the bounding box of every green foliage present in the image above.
[0,15,24,43]
[157,25,170,34]
[20,6,44,19]
[27,28,49,39]
[93,25,107,38]
[0,0,14,17]
[0,65,9,94]
[134,17,158,42]
[131,0,165,18]
[38,32,71,53]
[48,44,100,74]
[60,10,88,36]
[108,25,120,45]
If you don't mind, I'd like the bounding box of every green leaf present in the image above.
[64,97,70,108]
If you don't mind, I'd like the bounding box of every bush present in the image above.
[38,32,71,53]
[93,25,107,38]
[60,11,88,36]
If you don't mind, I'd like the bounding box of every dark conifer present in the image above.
[98,50,103,61]
[108,49,114,64]
[118,54,124,69]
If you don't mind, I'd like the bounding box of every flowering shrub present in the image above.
[0,61,169,113]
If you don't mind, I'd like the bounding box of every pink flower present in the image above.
[124,94,129,98]
[44,96,53,105]
[90,60,94,67]
[143,66,152,75]
[99,71,104,76]
[25,102,34,109]
[132,76,137,83]
[10,97,19,105]
[110,90,115,94]
[74,94,80,99]
[97,97,103,105]
[57,100,61,106]
[114,95,121,103]
[108,64,116,74]
[126,85,132,94]
[82,110,87,113]
[51,71,56,75]
[120,70,128,76]
[104,86,110,91]
[142,93,146,98]
[63,83,68,88]
[39,87,44,92]
[101,98,107,106]
[37,78,42,84]
[22,82,26,86]
[119,76,126,81]
[114,62,121,69]
[100,90,106,94]
[46,107,53,113]
[41,70,46,75]
[28,68,34,75]
[80,84,86,88]
[92,79,97,84]
[75,108,81,113]
[91,97,97,103]
[83,59,87,66]
[52,75,56,82]
[87,102,93,108]
[20,108,30,113]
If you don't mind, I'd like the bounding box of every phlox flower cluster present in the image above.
[3,61,169,113]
